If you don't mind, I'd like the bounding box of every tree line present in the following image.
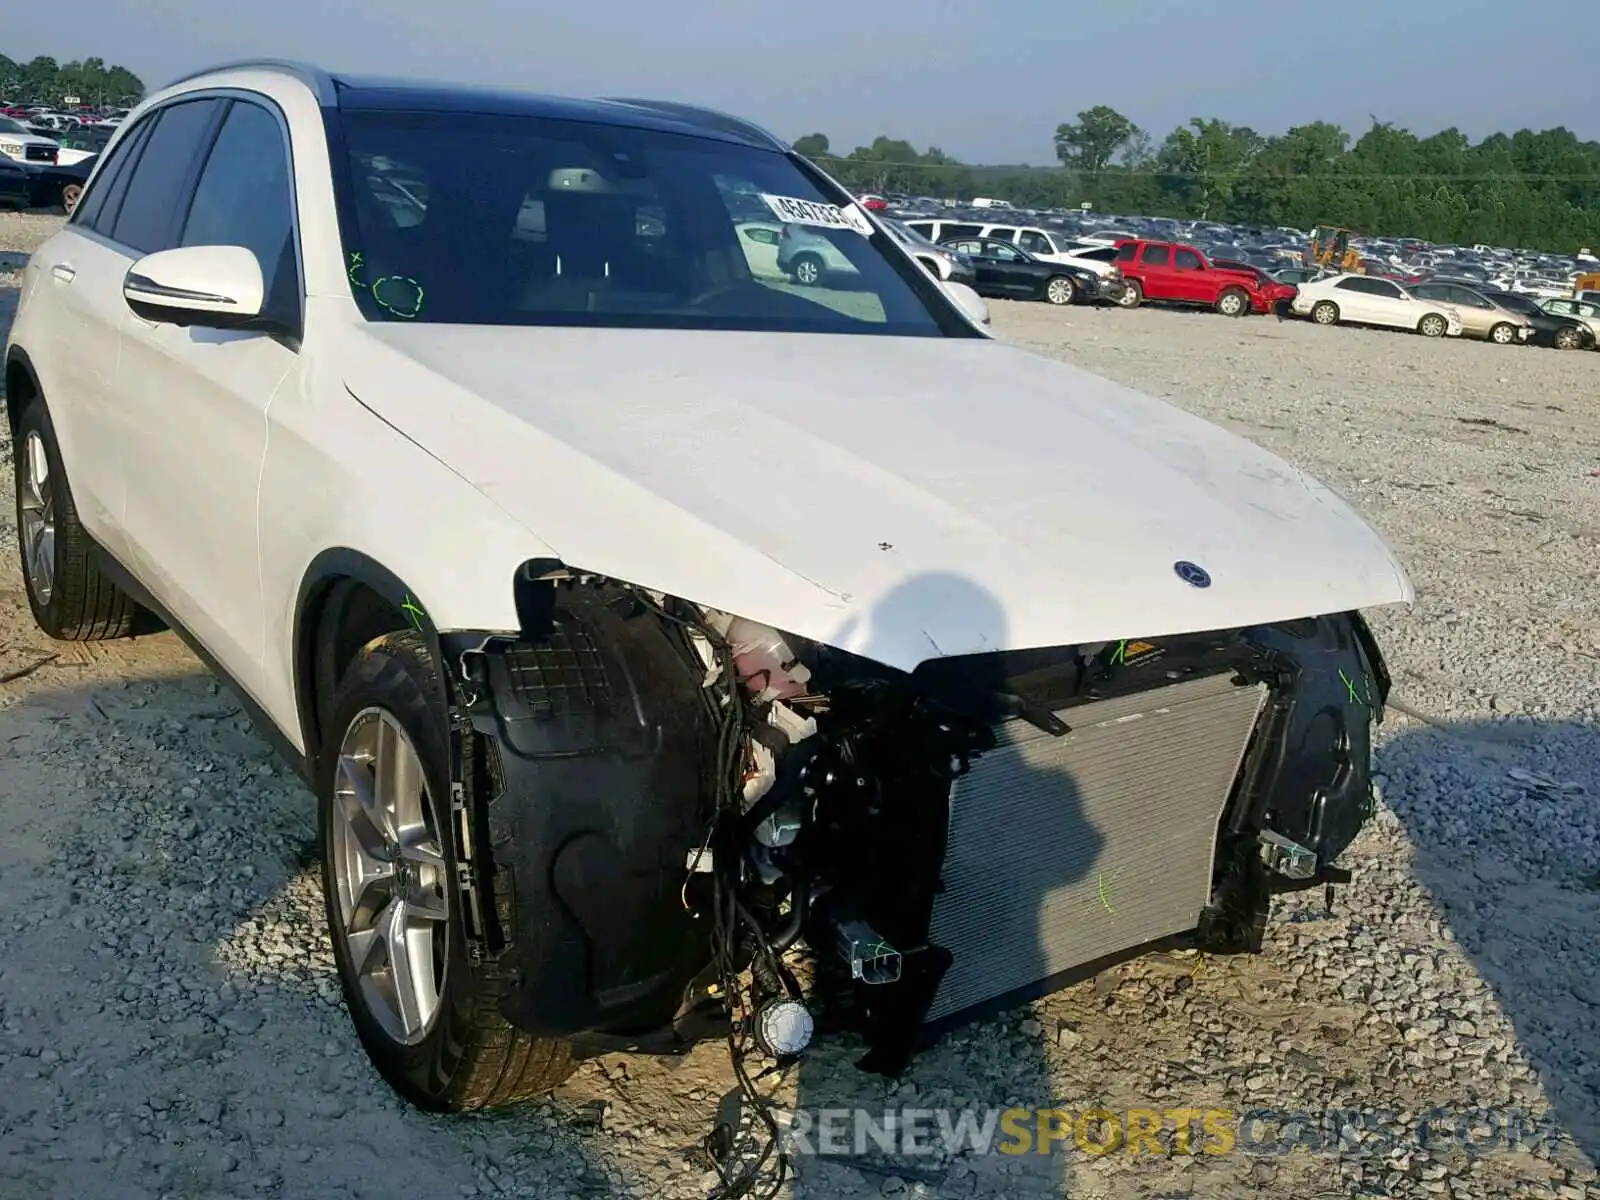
[795,105,1600,253]
[0,52,146,108]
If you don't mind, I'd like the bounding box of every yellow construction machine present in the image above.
[1306,225,1365,273]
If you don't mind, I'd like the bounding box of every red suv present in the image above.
[1112,239,1274,315]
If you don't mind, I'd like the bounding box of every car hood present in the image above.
[342,326,1412,672]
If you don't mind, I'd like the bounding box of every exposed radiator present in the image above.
[924,671,1268,1024]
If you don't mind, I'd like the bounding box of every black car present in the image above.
[939,236,1108,306]
[1483,290,1594,349]
[0,156,31,209]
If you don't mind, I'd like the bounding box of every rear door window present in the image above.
[1017,230,1053,254]
[74,115,155,235]
[1141,244,1171,266]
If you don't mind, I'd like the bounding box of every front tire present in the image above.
[61,183,83,216]
[1418,313,1448,338]
[1216,287,1249,317]
[1553,326,1581,350]
[320,631,575,1111]
[1489,322,1518,345]
[1311,300,1340,326]
[12,396,144,640]
[1044,275,1075,305]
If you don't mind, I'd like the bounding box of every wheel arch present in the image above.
[293,548,451,771]
[3,345,42,438]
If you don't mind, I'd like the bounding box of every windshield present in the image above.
[333,109,958,335]
[0,118,29,135]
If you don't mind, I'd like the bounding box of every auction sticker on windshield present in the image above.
[761,193,875,236]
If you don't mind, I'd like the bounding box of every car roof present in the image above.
[164,61,789,153]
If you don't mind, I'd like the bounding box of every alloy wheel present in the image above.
[794,258,821,286]
[1046,277,1074,305]
[20,432,56,605]
[330,708,450,1045]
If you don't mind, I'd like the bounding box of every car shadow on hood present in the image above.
[786,571,1099,1198]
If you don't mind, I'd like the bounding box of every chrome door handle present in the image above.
[50,263,76,283]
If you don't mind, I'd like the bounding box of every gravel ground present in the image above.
[1,212,1597,1200]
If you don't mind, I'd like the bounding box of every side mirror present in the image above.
[941,279,990,327]
[123,245,264,328]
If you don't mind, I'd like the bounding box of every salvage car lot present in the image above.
[1,212,1597,1200]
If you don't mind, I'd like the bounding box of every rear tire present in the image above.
[1216,287,1249,317]
[1418,313,1448,338]
[1044,275,1075,306]
[1115,279,1142,309]
[790,253,824,287]
[60,183,83,216]
[1311,300,1340,326]
[12,396,144,641]
[320,631,575,1111]
[1488,322,1517,345]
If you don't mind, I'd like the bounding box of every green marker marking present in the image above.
[1110,639,1128,666]
[373,275,424,319]
[401,595,426,631]
[1097,870,1117,915]
[347,250,367,289]
[1339,668,1371,709]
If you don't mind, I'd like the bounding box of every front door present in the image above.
[113,96,303,696]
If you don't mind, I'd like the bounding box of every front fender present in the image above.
[257,327,558,753]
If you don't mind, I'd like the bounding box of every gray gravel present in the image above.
[1,215,1597,1199]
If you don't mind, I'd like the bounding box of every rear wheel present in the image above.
[790,253,824,287]
[1216,287,1249,317]
[1311,300,1340,326]
[321,631,575,1111]
[1488,322,1518,345]
[1418,313,1448,338]
[12,396,144,640]
[1553,325,1582,350]
[1115,279,1142,309]
[1044,275,1075,306]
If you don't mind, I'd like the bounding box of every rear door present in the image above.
[1332,277,1382,323]
[113,95,302,694]
[1360,277,1411,327]
[1137,243,1177,299]
[24,113,159,547]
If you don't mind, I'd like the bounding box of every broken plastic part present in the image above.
[1258,829,1317,880]
[701,611,812,702]
[834,918,902,985]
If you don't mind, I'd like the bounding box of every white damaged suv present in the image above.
[5,62,1410,1116]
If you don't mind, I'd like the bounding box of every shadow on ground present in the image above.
[1375,713,1600,1168]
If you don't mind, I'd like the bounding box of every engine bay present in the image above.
[438,566,1390,1197]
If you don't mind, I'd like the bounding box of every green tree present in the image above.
[1054,106,1141,174]
[792,132,829,157]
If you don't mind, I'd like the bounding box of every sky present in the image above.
[9,0,1599,164]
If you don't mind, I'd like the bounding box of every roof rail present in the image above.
[601,97,786,151]
[158,59,337,106]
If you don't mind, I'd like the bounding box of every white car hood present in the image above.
[344,326,1411,672]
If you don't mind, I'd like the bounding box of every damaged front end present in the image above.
[434,563,1392,1079]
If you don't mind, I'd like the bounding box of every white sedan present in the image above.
[1291,273,1464,338]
